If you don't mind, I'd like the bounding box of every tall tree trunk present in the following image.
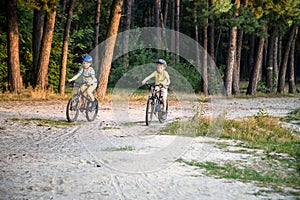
[36,6,57,91]
[175,0,180,64]
[214,28,222,62]
[248,33,256,80]
[266,27,276,92]
[7,0,22,93]
[247,25,267,95]
[273,28,279,84]
[277,25,297,93]
[224,0,240,96]
[155,0,162,28]
[232,29,243,94]
[170,0,175,62]
[288,25,298,94]
[194,9,200,81]
[59,0,76,95]
[163,0,169,28]
[224,27,237,96]
[32,9,45,87]
[208,0,215,61]
[122,0,134,68]
[202,4,208,96]
[96,0,123,100]
[93,0,101,48]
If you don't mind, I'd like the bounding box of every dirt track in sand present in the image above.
[0,97,299,199]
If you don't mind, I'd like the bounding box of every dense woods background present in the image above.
[1,0,300,98]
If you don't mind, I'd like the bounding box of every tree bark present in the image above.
[202,2,208,96]
[214,28,222,62]
[288,25,298,94]
[208,0,215,62]
[224,0,240,96]
[247,25,267,95]
[194,9,200,80]
[170,0,175,62]
[122,0,134,68]
[36,6,57,91]
[277,25,297,93]
[175,0,180,64]
[59,0,76,95]
[232,29,243,95]
[273,28,279,84]
[248,33,255,79]
[266,27,276,92]
[7,0,22,93]
[224,27,237,96]
[32,9,45,87]
[96,0,123,100]
[93,0,101,48]
[163,0,169,28]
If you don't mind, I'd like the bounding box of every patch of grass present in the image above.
[164,111,300,176]
[284,108,300,124]
[101,126,120,130]
[164,114,299,156]
[104,146,135,151]
[10,118,79,126]
[177,159,300,189]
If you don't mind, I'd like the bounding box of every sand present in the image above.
[0,97,299,199]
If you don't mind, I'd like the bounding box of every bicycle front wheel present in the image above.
[158,101,168,123]
[66,95,80,122]
[146,99,155,126]
[86,99,98,122]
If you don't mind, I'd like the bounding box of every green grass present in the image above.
[284,108,300,124]
[164,108,300,190]
[163,113,299,156]
[10,117,80,126]
[104,146,135,151]
[177,159,300,189]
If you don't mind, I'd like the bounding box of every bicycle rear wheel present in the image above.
[146,98,155,126]
[86,99,98,122]
[66,95,80,122]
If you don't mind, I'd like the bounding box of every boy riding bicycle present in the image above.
[68,54,97,105]
[142,59,170,119]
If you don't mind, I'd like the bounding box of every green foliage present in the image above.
[1,0,299,95]
[163,114,299,157]
[178,159,300,189]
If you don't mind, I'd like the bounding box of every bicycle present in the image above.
[145,82,168,126]
[66,81,99,122]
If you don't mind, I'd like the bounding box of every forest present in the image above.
[1,0,300,99]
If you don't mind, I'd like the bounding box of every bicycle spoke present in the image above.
[66,95,79,122]
[86,99,98,122]
[146,99,154,126]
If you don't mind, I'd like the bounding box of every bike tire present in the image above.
[158,101,168,123]
[66,95,80,122]
[146,98,155,126]
[86,99,98,122]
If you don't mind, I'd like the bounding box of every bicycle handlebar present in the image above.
[145,82,164,88]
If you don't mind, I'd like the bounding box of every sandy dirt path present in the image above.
[0,97,299,199]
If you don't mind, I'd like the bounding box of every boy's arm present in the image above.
[68,68,82,82]
[142,71,156,85]
[68,73,80,82]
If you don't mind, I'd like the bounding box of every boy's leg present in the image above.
[86,84,97,101]
[80,84,88,92]
[161,88,168,112]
